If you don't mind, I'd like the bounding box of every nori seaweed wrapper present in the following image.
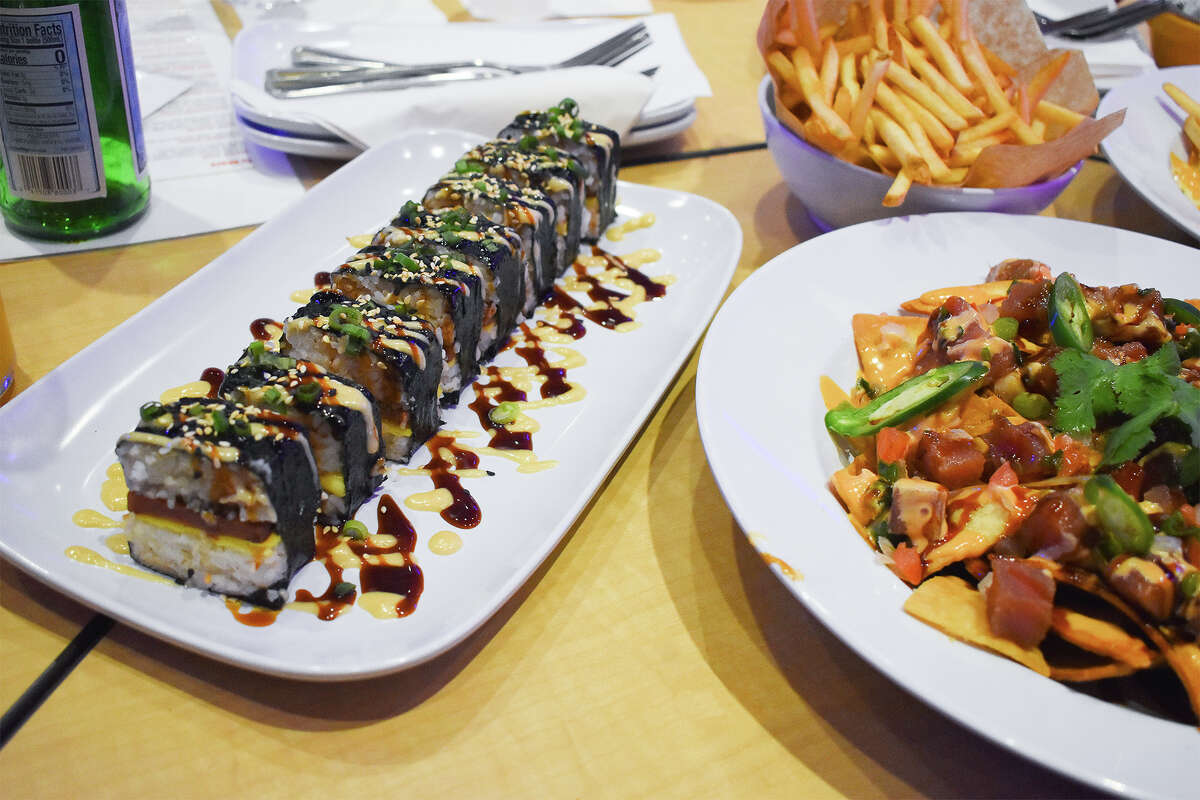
[424,172,558,308]
[498,99,620,241]
[372,201,524,359]
[334,241,483,405]
[220,349,384,524]
[116,397,321,594]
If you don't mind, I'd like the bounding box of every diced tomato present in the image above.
[876,426,910,464]
[1052,434,1093,477]
[1182,504,1198,527]
[989,460,1019,488]
[891,542,924,586]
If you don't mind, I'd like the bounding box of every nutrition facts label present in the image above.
[0,4,105,201]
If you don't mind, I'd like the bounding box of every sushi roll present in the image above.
[332,239,483,405]
[498,98,620,242]
[220,343,385,524]
[424,172,557,315]
[454,140,586,275]
[115,398,321,609]
[371,201,524,361]
[280,291,442,462]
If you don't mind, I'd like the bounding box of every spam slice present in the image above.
[498,98,620,241]
[372,202,524,361]
[333,241,483,405]
[424,172,557,314]
[115,398,320,608]
[280,291,442,462]
[220,344,385,524]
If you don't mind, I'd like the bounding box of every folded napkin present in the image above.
[1026,0,1157,90]
[230,15,710,146]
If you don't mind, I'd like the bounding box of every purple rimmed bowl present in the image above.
[758,75,1082,230]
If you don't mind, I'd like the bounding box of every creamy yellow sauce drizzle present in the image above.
[105,533,130,555]
[101,462,127,512]
[605,213,656,241]
[287,599,353,619]
[428,530,463,555]
[346,233,373,248]
[358,591,408,619]
[618,248,664,268]
[72,509,122,529]
[290,288,318,304]
[159,380,211,405]
[64,546,173,584]
[405,488,454,513]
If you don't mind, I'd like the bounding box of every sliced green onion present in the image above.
[474,180,489,193]
[247,340,266,361]
[210,409,230,436]
[342,519,369,540]
[1012,392,1051,419]
[294,382,321,407]
[489,401,520,426]
[342,324,371,355]
[139,401,166,422]
[327,305,363,332]
[992,316,1019,341]
[398,200,421,222]
[261,386,284,411]
[185,403,205,417]
[559,97,578,116]
[332,581,356,598]
[392,252,420,273]
[517,134,538,150]
[1182,572,1200,599]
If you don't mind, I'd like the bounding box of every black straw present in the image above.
[623,141,768,167]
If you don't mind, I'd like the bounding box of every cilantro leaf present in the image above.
[1051,349,1115,433]
[1102,397,1174,465]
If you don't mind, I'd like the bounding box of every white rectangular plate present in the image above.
[0,129,741,680]
[695,213,1197,800]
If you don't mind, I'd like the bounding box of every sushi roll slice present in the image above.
[498,98,620,242]
[332,240,483,405]
[280,291,442,462]
[454,140,586,274]
[371,201,524,362]
[424,172,556,315]
[220,343,385,524]
[115,398,321,609]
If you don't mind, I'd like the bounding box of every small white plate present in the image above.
[231,19,696,139]
[1098,65,1200,240]
[0,128,741,680]
[695,213,1198,800]
[236,115,361,160]
[625,107,697,147]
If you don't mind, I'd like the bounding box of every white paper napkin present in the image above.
[232,0,447,25]
[1026,0,1157,90]
[230,14,710,145]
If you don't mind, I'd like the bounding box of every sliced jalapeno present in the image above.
[1164,297,1200,327]
[824,361,988,437]
[1049,273,1093,351]
[1085,474,1154,559]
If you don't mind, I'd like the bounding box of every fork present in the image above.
[1033,0,1169,37]
[265,22,651,98]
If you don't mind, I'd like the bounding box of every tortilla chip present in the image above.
[959,393,1025,436]
[905,576,1051,675]
[924,487,1027,574]
[900,281,1011,314]
[851,314,927,391]
[1050,607,1157,669]
[1163,642,1200,723]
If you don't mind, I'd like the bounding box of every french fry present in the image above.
[850,57,890,140]
[896,86,956,152]
[957,109,1016,144]
[1164,82,1200,118]
[869,0,889,50]
[833,84,853,121]
[870,108,932,182]
[961,37,1041,145]
[948,131,1013,167]
[868,143,902,170]
[909,15,973,94]
[821,39,840,106]
[883,168,914,206]
[788,0,822,56]
[767,50,798,86]
[978,41,1017,78]
[844,1,866,37]
[1186,116,1200,152]
[835,34,873,57]
[1025,52,1071,115]
[934,166,969,183]
[899,38,985,122]
[792,47,856,142]
[886,60,969,130]
[840,51,861,102]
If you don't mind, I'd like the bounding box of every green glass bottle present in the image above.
[0,0,150,240]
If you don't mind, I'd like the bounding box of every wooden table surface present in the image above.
[0,1,1194,797]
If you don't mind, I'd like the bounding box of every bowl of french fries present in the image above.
[757,0,1126,228]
